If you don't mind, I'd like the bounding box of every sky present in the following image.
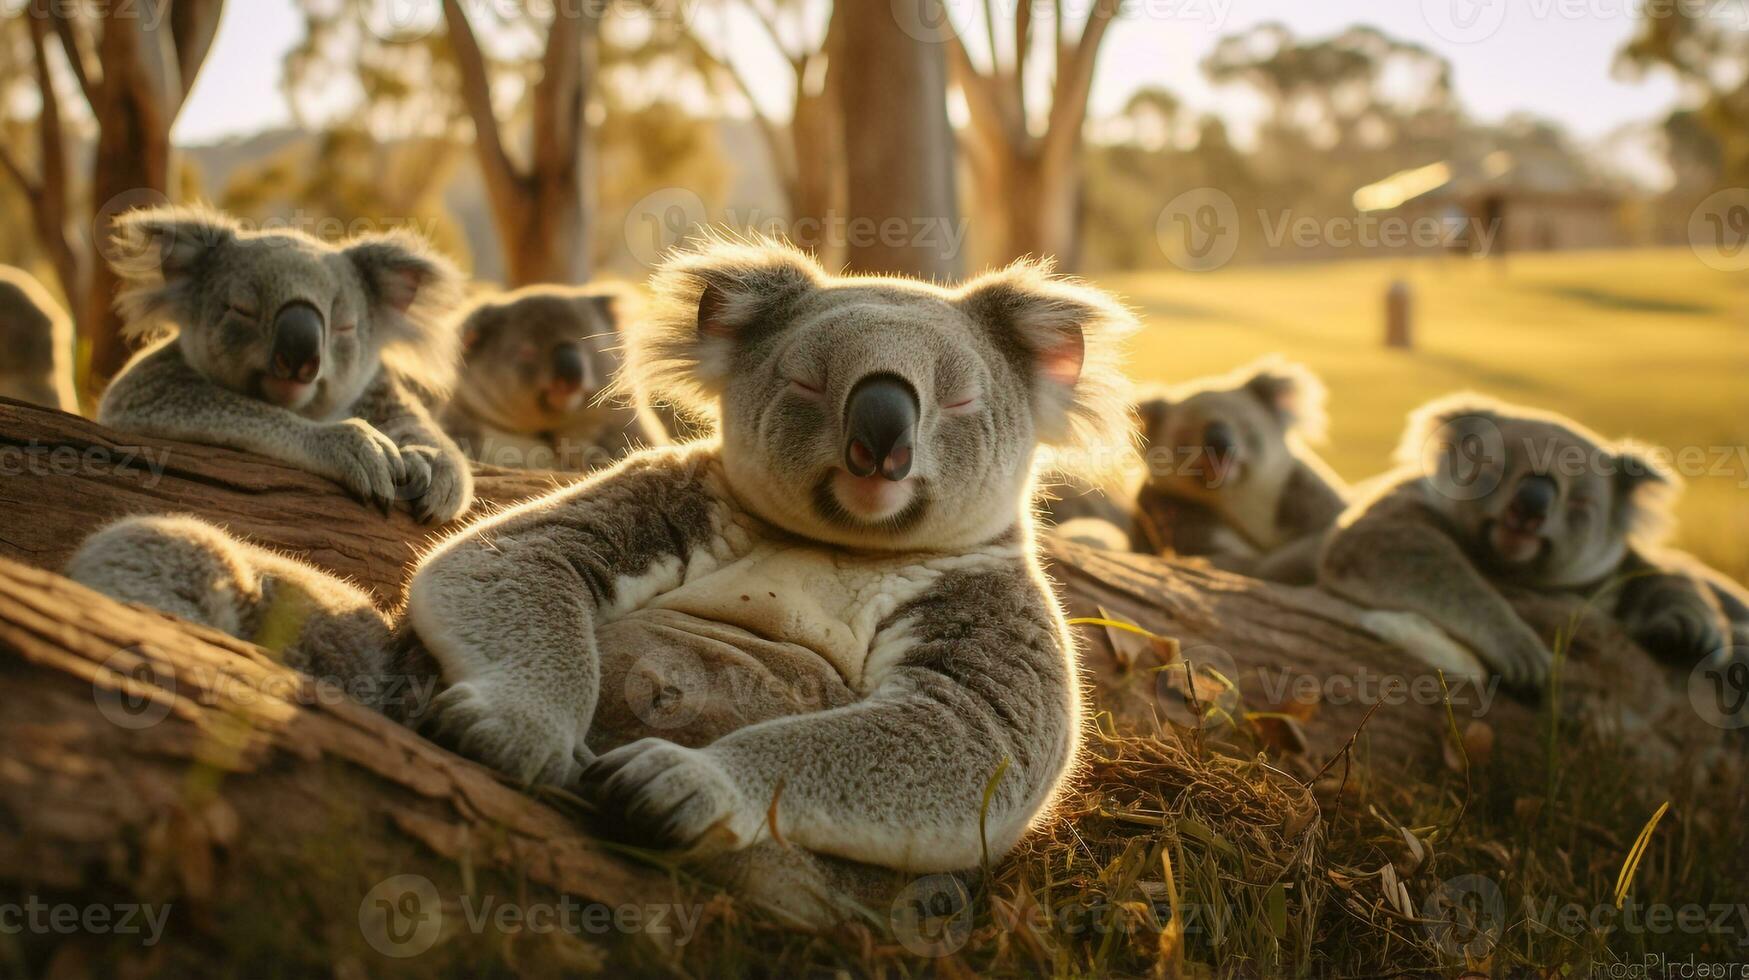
[173,0,1688,147]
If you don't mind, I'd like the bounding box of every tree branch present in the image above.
[44,3,101,108]
[532,4,589,177]
[441,0,522,215]
[1043,0,1117,160]
[169,0,224,114]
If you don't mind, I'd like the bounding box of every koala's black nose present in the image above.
[269,303,323,384]
[550,342,586,392]
[1203,421,1239,460]
[844,373,918,482]
[1508,474,1558,525]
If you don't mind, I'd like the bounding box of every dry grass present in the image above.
[653,700,1747,977]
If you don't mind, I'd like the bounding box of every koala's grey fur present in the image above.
[97,206,474,523]
[0,265,78,413]
[67,236,1139,924]
[1040,359,1346,583]
[442,284,666,471]
[1322,394,1738,692]
[1130,359,1347,583]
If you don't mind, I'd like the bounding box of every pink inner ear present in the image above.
[381,268,424,314]
[1039,327,1085,387]
[698,283,734,337]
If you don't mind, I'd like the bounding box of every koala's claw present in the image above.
[315,419,405,514]
[427,681,582,785]
[1497,638,1552,692]
[580,738,755,855]
[399,445,472,524]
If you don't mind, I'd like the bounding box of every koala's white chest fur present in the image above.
[588,526,1019,750]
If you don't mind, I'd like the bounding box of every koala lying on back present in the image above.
[97,206,473,522]
[442,285,664,471]
[68,238,1137,923]
[1129,359,1347,582]
[1323,395,1737,690]
[0,265,78,413]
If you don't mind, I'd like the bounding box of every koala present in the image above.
[1131,360,1347,583]
[442,284,665,471]
[66,238,1139,924]
[0,265,78,413]
[97,206,473,523]
[1321,394,1738,691]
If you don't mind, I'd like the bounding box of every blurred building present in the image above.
[1353,149,1625,255]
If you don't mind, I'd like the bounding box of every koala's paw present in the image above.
[1630,607,1727,665]
[427,680,584,785]
[1492,631,1553,693]
[581,739,758,855]
[399,445,473,524]
[313,419,405,513]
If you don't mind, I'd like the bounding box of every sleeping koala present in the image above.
[1130,359,1347,583]
[97,206,473,522]
[0,265,78,413]
[67,238,1138,924]
[443,284,664,471]
[1322,394,1737,691]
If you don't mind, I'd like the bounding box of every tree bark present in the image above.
[443,0,594,286]
[948,0,1116,268]
[835,0,961,280]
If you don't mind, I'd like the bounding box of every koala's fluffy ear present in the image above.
[1393,392,1503,474]
[956,258,1139,461]
[1242,358,1329,443]
[1613,440,1680,542]
[344,229,464,395]
[625,237,821,417]
[574,283,641,336]
[1132,394,1172,446]
[109,205,239,340]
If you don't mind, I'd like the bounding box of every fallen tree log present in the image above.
[0,396,1718,972]
[0,394,1707,768]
